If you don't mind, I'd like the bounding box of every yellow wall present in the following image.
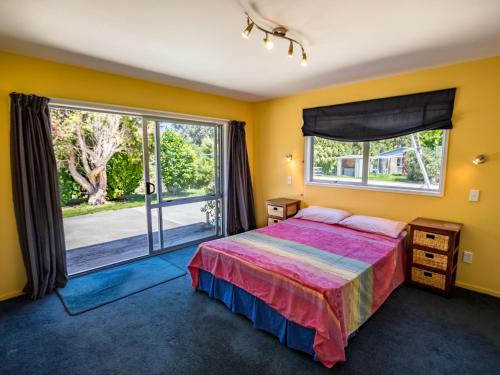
[0,51,254,300]
[253,56,500,297]
[1,50,499,300]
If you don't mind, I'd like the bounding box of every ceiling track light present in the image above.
[241,13,308,66]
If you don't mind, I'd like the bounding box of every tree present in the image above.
[313,137,362,175]
[419,129,443,148]
[160,130,197,194]
[368,136,411,157]
[51,109,138,205]
[192,136,215,190]
[406,146,442,183]
[410,134,431,187]
[58,170,83,205]
[406,131,443,184]
[107,152,143,200]
[106,117,144,200]
[169,123,214,145]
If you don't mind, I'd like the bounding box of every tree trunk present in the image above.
[87,170,108,205]
[410,134,431,188]
[87,187,107,205]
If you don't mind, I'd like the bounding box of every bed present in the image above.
[188,217,406,368]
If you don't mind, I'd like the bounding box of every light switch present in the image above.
[287,176,292,185]
[469,189,480,202]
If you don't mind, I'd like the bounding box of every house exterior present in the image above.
[373,147,410,175]
[336,147,410,178]
[336,155,364,178]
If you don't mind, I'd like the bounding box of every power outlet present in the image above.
[287,176,292,185]
[463,251,473,264]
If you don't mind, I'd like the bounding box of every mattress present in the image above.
[188,218,406,367]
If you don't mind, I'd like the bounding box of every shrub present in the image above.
[200,182,217,225]
[193,155,214,190]
[59,170,83,205]
[160,130,197,194]
[107,152,143,200]
[406,147,442,183]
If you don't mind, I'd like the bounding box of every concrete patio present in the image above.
[64,203,217,274]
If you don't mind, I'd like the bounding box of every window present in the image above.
[305,130,448,195]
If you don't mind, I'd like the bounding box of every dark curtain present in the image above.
[302,88,456,142]
[226,120,256,235]
[10,93,67,300]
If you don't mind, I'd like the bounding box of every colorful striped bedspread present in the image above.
[188,218,406,368]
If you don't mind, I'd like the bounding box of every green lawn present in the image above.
[320,173,409,182]
[62,194,145,218]
[62,189,205,218]
[368,173,408,182]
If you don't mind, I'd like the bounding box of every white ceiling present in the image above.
[1,0,500,101]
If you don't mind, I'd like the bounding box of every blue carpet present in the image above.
[1,245,499,374]
[57,256,186,315]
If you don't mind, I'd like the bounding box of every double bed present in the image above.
[188,217,406,368]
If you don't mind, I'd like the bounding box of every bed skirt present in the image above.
[197,269,317,358]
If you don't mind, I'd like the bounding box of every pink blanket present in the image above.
[188,218,406,367]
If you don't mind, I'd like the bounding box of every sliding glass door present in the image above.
[50,105,151,275]
[143,118,224,253]
[50,102,224,275]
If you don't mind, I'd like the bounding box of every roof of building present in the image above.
[337,155,363,159]
[336,147,412,160]
[377,147,411,157]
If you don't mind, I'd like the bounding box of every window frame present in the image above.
[304,130,449,197]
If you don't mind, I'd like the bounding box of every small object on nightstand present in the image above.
[407,217,463,297]
[265,198,300,226]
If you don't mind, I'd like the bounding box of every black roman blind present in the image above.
[302,88,456,142]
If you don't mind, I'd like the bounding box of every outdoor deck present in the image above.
[66,222,216,275]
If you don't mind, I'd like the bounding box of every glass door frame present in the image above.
[49,97,228,276]
[142,116,225,255]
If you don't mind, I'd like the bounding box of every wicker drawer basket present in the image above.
[412,249,448,271]
[411,267,446,290]
[267,218,282,226]
[413,229,449,251]
[267,205,284,218]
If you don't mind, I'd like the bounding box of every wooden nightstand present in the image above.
[407,217,463,297]
[265,198,301,226]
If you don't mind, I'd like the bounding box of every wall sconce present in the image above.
[285,153,293,161]
[473,154,487,165]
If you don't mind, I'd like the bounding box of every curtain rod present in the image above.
[49,97,230,125]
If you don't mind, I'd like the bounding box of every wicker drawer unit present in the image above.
[407,217,463,297]
[265,198,300,226]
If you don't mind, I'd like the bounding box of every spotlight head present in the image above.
[263,33,274,50]
[288,40,294,57]
[473,154,487,165]
[242,21,254,39]
[301,50,308,67]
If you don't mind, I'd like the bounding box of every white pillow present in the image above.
[338,215,407,238]
[294,206,352,224]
